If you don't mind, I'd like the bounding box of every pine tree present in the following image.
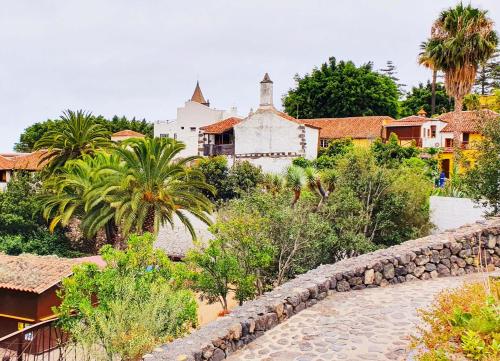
[380,61,407,95]
[474,50,500,95]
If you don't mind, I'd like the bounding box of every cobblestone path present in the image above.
[227,272,497,361]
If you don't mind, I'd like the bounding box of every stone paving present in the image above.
[226,271,497,361]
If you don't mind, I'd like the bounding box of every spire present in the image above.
[417,108,427,117]
[191,81,209,107]
[259,73,274,108]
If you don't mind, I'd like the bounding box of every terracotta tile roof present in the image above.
[0,155,13,169]
[0,151,48,171]
[0,254,104,294]
[300,116,393,139]
[439,110,499,133]
[191,81,207,105]
[200,117,242,134]
[386,116,428,127]
[111,130,145,138]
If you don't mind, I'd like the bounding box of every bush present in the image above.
[413,279,500,360]
[56,234,197,360]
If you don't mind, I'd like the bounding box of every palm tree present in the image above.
[304,167,327,207]
[35,110,112,173]
[418,49,438,116]
[94,137,214,237]
[39,153,120,246]
[420,3,498,112]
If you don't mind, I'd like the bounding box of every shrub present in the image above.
[55,234,197,361]
[413,279,500,361]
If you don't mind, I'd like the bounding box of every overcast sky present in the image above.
[1,0,499,152]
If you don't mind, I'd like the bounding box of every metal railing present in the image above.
[0,319,80,361]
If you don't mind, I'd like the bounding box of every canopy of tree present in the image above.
[283,57,400,119]
[400,81,454,117]
[15,114,152,152]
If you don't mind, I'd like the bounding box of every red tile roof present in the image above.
[111,130,145,138]
[0,151,48,171]
[0,254,105,294]
[300,116,393,139]
[439,110,499,133]
[200,117,242,134]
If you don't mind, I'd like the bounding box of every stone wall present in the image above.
[146,218,500,361]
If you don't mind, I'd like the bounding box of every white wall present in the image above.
[154,101,238,157]
[241,156,294,174]
[421,120,448,148]
[304,126,319,160]
[234,110,302,155]
[430,196,491,233]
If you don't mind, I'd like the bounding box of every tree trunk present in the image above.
[104,220,120,247]
[142,207,155,234]
[454,96,463,112]
[291,189,301,208]
[431,69,437,116]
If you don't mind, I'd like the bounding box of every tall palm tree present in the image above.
[39,152,120,245]
[420,3,498,111]
[35,110,112,173]
[418,49,438,116]
[94,137,214,237]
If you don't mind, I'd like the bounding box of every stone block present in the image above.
[364,269,375,284]
[336,280,350,292]
[415,255,430,266]
[383,264,395,279]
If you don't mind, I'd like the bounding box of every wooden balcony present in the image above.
[203,144,235,156]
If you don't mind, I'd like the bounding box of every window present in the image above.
[445,138,453,148]
[0,170,7,182]
[181,126,185,130]
[320,139,330,148]
[430,125,436,138]
[174,133,177,140]
[462,133,470,143]
[159,133,167,138]
[190,127,196,132]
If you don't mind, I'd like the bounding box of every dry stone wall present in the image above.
[146,218,500,361]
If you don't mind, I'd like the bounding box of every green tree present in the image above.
[39,153,120,248]
[474,49,500,95]
[465,116,500,214]
[15,115,152,152]
[379,60,406,95]
[34,110,112,173]
[371,133,420,167]
[400,81,454,117]
[283,57,399,118]
[95,137,214,236]
[55,234,197,361]
[420,3,498,111]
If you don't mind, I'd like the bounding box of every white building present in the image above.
[154,82,238,158]
[199,74,320,173]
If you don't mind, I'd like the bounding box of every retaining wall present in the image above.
[146,218,500,361]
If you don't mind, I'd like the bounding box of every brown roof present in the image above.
[200,117,242,134]
[191,81,207,105]
[0,254,104,294]
[439,110,499,133]
[0,155,13,169]
[0,151,48,171]
[301,116,393,139]
[111,130,145,138]
[386,116,428,127]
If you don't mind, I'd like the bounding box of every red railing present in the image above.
[0,319,79,361]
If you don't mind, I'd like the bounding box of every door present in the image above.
[441,159,450,179]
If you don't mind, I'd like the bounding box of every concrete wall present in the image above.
[146,218,500,361]
[233,111,302,156]
[304,126,319,160]
[430,196,490,233]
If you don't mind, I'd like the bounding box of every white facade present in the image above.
[421,119,448,148]
[154,84,238,157]
[231,74,319,173]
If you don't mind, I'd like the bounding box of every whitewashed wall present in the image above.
[430,196,490,233]
[304,126,319,160]
[422,120,448,148]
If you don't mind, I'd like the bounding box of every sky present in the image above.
[1,0,499,152]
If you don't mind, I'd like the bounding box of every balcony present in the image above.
[203,144,235,156]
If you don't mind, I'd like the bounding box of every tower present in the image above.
[259,73,273,108]
[191,81,210,107]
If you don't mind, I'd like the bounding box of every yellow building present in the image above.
[436,110,498,177]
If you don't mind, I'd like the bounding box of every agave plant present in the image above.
[304,166,328,206]
[285,166,305,207]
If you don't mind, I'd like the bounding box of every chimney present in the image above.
[259,73,273,108]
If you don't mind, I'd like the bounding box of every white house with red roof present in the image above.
[154,82,238,158]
